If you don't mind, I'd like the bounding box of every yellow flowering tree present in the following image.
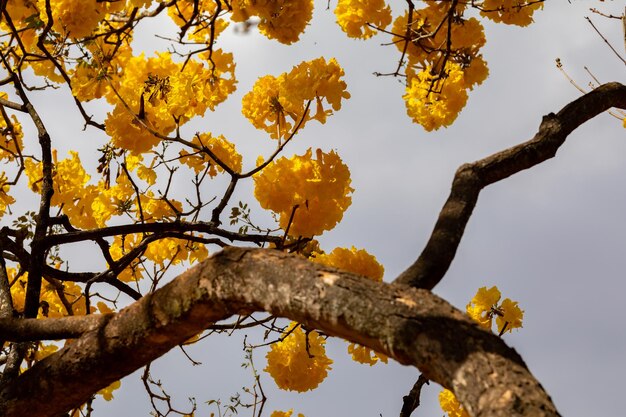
[0,1,624,417]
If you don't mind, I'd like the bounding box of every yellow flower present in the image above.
[168,0,229,43]
[242,57,349,139]
[254,148,353,237]
[496,298,524,334]
[480,0,543,27]
[462,55,490,91]
[139,192,183,222]
[270,408,304,417]
[33,342,59,362]
[0,172,15,218]
[179,133,242,176]
[403,63,468,131]
[466,286,501,329]
[97,380,121,401]
[105,51,236,153]
[37,0,124,39]
[265,322,332,392]
[270,410,305,417]
[71,61,112,102]
[347,343,388,366]
[109,235,144,282]
[97,301,114,314]
[5,0,39,23]
[334,0,392,39]
[0,112,24,161]
[231,0,313,44]
[466,286,524,333]
[9,268,91,317]
[105,105,161,155]
[392,6,484,65]
[439,389,470,417]
[23,151,101,228]
[313,246,384,281]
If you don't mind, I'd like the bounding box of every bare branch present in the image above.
[394,82,626,289]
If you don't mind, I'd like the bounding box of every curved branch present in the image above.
[0,247,559,417]
[394,82,626,289]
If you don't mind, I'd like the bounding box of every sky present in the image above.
[5,1,626,416]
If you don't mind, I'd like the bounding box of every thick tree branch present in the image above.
[0,247,559,417]
[394,82,626,289]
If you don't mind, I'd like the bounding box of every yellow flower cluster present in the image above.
[24,151,102,229]
[334,0,392,39]
[314,246,384,280]
[104,51,236,154]
[37,0,125,39]
[403,63,469,131]
[0,172,15,219]
[392,6,484,67]
[391,3,489,130]
[465,286,524,334]
[439,388,470,417]
[179,133,242,177]
[439,286,524,416]
[313,246,387,365]
[109,234,208,280]
[347,343,388,366]
[9,268,91,317]
[270,410,304,417]
[242,57,350,139]
[168,0,230,44]
[97,380,122,402]
[23,150,182,229]
[254,149,353,237]
[265,322,333,392]
[480,0,543,26]
[0,2,62,81]
[0,112,24,161]
[231,0,314,44]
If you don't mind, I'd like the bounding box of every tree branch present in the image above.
[394,82,626,289]
[399,374,429,417]
[0,247,559,417]
[0,315,109,342]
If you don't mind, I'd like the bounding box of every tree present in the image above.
[0,1,624,416]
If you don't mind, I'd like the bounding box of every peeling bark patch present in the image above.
[319,271,340,285]
[395,296,417,308]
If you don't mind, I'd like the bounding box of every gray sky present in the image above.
[5,1,625,416]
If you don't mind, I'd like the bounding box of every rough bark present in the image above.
[0,247,558,417]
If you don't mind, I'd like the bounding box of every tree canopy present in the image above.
[0,1,624,416]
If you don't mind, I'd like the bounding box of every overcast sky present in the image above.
[7,1,626,416]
